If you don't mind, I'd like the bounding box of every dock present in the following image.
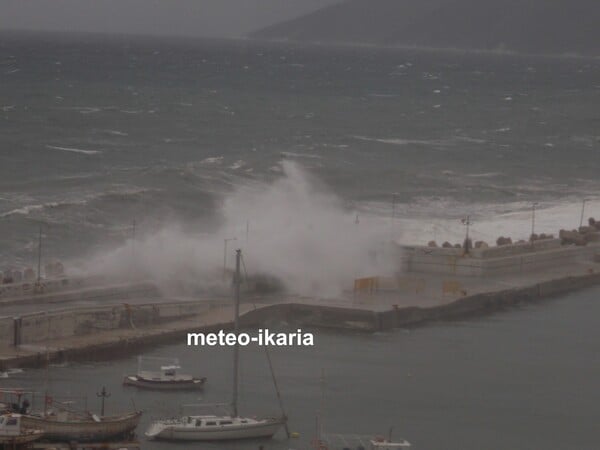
[32,442,140,450]
[1,232,600,370]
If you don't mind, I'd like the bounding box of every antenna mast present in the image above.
[232,249,241,417]
[37,225,42,283]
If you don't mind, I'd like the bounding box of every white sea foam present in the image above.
[104,130,128,136]
[46,145,101,155]
[279,151,322,159]
[201,156,224,164]
[465,172,502,178]
[0,203,54,218]
[353,135,450,147]
[229,160,245,170]
[361,196,600,247]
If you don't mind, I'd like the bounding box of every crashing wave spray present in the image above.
[78,161,398,297]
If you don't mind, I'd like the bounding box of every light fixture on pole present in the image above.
[223,237,237,279]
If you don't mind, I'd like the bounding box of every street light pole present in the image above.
[461,216,471,253]
[579,199,588,228]
[391,193,399,242]
[530,202,539,242]
[223,237,237,279]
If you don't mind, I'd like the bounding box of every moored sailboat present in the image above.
[145,249,288,441]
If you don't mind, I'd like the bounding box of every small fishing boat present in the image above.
[20,410,142,442]
[1,388,141,442]
[312,371,411,450]
[314,434,411,450]
[146,249,288,441]
[0,413,44,445]
[369,436,412,450]
[123,357,206,390]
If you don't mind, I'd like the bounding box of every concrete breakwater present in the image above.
[1,268,600,370]
[0,280,160,308]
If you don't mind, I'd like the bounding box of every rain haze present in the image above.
[1,1,600,450]
[0,0,342,37]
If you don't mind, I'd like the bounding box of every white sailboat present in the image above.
[145,249,288,441]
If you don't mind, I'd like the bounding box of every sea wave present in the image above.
[352,135,451,147]
[280,151,322,159]
[46,145,102,155]
[0,188,160,219]
[357,196,600,246]
[0,200,86,218]
[353,135,487,147]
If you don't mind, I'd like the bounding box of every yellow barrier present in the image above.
[354,276,379,294]
[442,280,466,296]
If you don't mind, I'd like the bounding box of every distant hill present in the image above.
[251,0,600,56]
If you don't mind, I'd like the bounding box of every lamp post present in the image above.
[530,202,539,242]
[223,237,237,279]
[391,193,399,242]
[461,216,471,253]
[579,199,588,228]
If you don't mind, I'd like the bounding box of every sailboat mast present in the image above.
[37,225,42,283]
[232,249,241,417]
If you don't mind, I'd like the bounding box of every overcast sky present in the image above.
[0,0,341,37]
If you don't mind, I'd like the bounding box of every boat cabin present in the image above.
[369,438,412,450]
[186,416,255,428]
[0,414,23,437]
[136,365,196,382]
[160,365,180,377]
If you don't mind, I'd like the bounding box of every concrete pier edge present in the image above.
[1,270,599,370]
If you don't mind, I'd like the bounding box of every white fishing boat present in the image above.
[318,434,411,450]
[123,356,206,390]
[312,373,411,450]
[369,436,412,450]
[145,249,288,441]
[0,413,44,445]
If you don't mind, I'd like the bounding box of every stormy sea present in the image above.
[1,31,599,450]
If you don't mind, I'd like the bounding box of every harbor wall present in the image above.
[7,301,214,346]
[2,269,600,369]
[0,316,13,344]
[0,280,160,308]
[402,241,599,276]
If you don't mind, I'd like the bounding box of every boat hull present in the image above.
[20,411,141,442]
[0,429,44,444]
[147,418,284,441]
[123,375,206,390]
